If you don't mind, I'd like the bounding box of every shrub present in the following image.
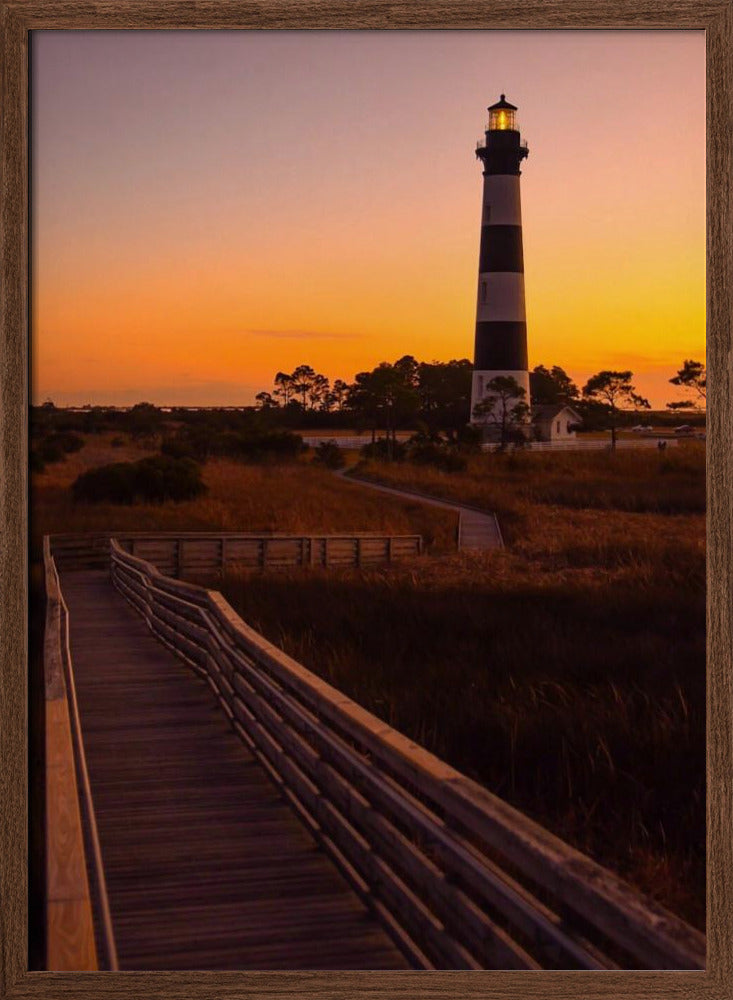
[38,439,65,464]
[29,450,46,473]
[73,462,137,503]
[72,455,206,505]
[52,431,85,454]
[456,424,483,452]
[222,430,306,463]
[36,431,85,465]
[161,435,200,461]
[408,442,467,473]
[312,441,346,470]
[360,439,407,462]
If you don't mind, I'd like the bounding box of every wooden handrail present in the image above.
[43,538,118,971]
[109,538,705,970]
[50,531,423,574]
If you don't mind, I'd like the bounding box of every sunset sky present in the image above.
[32,30,705,408]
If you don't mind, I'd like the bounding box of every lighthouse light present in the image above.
[489,108,515,131]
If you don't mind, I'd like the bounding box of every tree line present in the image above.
[33,356,705,450]
[256,357,475,441]
[252,357,706,445]
[478,359,705,448]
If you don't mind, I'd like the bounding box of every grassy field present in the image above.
[219,445,706,927]
[32,435,706,928]
[30,433,455,555]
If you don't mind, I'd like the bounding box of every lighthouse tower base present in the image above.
[470,368,531,441]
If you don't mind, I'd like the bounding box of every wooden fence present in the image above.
[51,532,423,575]
[108,538,705,971]
[43,539,118,971]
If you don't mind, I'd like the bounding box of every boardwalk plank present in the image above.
[61,571,410,971]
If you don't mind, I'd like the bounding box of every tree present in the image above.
[330,379,350,411]
[290,365,316,410]
[273,371,294,406]
[392,354,420,389]
[126,402,163,441]
[530,365,579,405]
[417,359,472,437]
[308,373,330,411]
[472,376,530,450]
[669,359,706,406]
[347,361,420,456]
[255,391,278,410]
[582,370,650,449]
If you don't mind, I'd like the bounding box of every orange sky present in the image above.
[32,30,705,408]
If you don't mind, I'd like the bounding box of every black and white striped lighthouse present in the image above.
[470,95,530,429]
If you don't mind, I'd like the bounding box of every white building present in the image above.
[531,404,582,442]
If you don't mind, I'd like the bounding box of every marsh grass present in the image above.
[220,447,705,927]
[355,444,705,542]
[30,433,456,555]
[31,435,705,926]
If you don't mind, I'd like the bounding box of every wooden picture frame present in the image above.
[1,2,729,998]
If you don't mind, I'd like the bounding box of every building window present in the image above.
[478,376,484,396]
[480,281,487,303]
[556,421,561,433]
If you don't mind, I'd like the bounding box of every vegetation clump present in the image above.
[311,440,346,470]
[222,430,305,463]
[30,430,86,472]
[162,426,305,464]
[407,440,467,473]
[72,455,206,505]
[360,438,407,462]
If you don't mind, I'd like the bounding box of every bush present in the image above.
[51,431,85,454]
[456,424,483,452]
[312,441,346,470]
[161,435,200,461]
[360,439,407,462]
[220,430,306,463]
[29,450,46,473]
[38,439,65,464]
[72,455,207,505]
[408,442,467,473]
[36,431,85,465]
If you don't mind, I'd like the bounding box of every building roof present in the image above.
[531,403,583,422]
[488,94,518,111]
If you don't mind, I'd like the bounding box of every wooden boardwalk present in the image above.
[60,570,410,970]
[338,472,504,551]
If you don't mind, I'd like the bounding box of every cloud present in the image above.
[243,329,364,341]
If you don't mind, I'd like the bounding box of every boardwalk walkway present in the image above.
[61,570,410,970]
[338,472,504,551]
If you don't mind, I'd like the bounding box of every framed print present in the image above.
[1,3,731,1000]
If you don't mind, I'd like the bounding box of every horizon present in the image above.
[32,30,705,410]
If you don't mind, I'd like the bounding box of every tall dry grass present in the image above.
[220,447,705,927]
[30,434,455,556]
[32,434,706,926]
[355,444,705,543]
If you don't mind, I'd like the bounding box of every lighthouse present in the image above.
[470,95,530,432]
